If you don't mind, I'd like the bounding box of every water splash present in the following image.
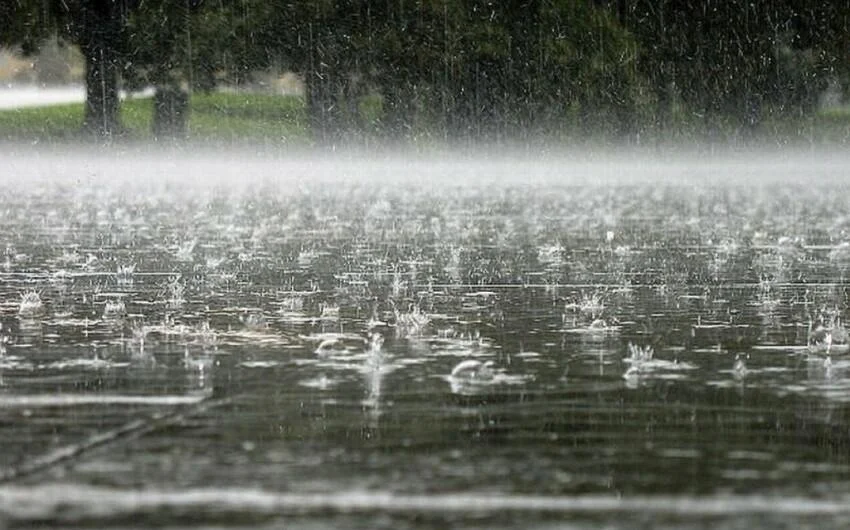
[115,263,136,286]
[18,291,44,318]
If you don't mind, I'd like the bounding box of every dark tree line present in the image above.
[2,0,137,135]
[619,1,846,135]
[261,1,644,143]
[3,0,849,143]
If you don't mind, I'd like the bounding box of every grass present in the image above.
[0,91,309,145]
[5,89,850,148]
[0,101,87,141]
[189,92,307,143]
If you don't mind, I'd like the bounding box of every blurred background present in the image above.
[2,1,850,147]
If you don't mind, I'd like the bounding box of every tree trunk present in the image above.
[305,71,338,146]
[153,86,189,139]
[78,1,125,137]
[81,41,120,136]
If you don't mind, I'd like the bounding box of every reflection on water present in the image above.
[2,153,850,527]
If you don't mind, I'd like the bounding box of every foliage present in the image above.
[621,0,847,128]
[3,0,850,143]
[0,0,54,54]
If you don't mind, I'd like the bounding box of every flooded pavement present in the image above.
[1,149,850,528]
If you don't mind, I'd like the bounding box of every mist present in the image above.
[1,143,846,191]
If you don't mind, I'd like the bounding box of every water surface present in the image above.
[0,149,849,528]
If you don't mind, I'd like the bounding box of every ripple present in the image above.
[442,370,533,395]
[239,361,282,368]
[299,374,339,390]
[2,485,850,524]
[0,393,208,407]
[39,358,130,370]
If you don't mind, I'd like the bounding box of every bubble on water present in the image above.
[450,359,495,381]
[313,333,368,356]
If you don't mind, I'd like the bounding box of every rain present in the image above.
[3,2,850,529]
